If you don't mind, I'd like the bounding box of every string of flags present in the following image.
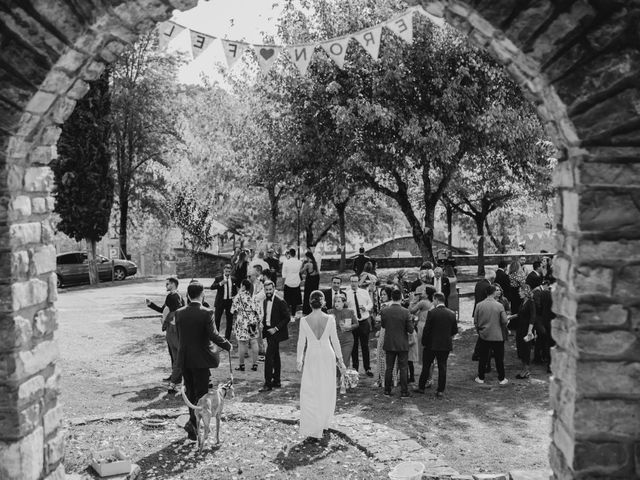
[473,228,556,244]
[157,6,444,75]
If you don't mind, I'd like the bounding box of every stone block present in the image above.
[466,12,495,38]
[39,70,73,95]
[561,191,578,231]
[0,340,59,382]
[617,265,640,301]
[551,289,576,320]
[578,239,640,264]
[45,197,55,212]
[551,318,576,352]
[577,361,640,397]
[509,470,552,480]
[81,60,106,82]
[0,426,43,479]
[29,145,57,165]
[43,404,61,438]
[574,440,633,475]
[55,49,87,75]
[45,428,64,467]
[43,463,65,480]
[10,223,42,246]
[10,196,32,219]
[40,126,62,146]
[24,166,53,192]
[47,273,58,303]
[25,91,57,115]
[31,197,47,214]
[574,266,613,296]
[473,473,507,479]
[552,417,575,467]
[66,79,90,100]
[579,162,640,188]
[12,250,30,278]
[573,88,640,141]
[575,399,640,441]
[18,375,45,405]
[577,329,639,360]
[552,160,574,189]
[549,377,575,432]
[552,256,572,286]
[33,308,57,337]
[577,303,629,329]
[31,245,56,276]
[0,400,41,440]
[506,0,554,45]
[7,165,25,191]
[578,189,640,233]
[550,348,577,388]
[11,278,49,311]
[51,97,77,125]
[0,316,31,352]
[41,219,55,244]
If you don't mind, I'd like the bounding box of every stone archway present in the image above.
[0,1,638,479]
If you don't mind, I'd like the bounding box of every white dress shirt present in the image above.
[345,287,373,320]
[282,257,302,288]
[434,276,442,293]
[264,297,274,326]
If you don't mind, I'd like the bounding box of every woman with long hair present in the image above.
[409,286,435,385]
[513,284,536,379]
[328,293,357,374]
[230,279,261,372]
[297,290,346,440]
[359,261,378,307]
[507,258,526,314]
[234,250,249,285]
[300,250,320,314]
[373,286,394,388]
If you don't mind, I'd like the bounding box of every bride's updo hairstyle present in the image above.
[309,290,325,310]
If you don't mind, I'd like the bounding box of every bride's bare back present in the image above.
[305,310,329,340]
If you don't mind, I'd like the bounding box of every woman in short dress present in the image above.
[373,287,394,388]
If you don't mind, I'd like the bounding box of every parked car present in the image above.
[56,252,137,287]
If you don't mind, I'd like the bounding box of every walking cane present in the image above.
[228,349,234,384]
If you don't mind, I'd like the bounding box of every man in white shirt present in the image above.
[281,248,302,318]
[345,274,374,376]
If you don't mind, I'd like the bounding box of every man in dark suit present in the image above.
[414,293,458,397]
[175,281,232,441]
[146,277,185,391]
[210,263,238,340]
[259,280,291,392]
[526,261,544,290]
[352,247,373,276]
[381,288,414,397]
[321,276,346,312]
[495,260,510,296]
[533,279,555,372]
[472,271,495,317]
[429,267,451,306]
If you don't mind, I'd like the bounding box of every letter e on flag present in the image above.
[189,30,216,59]
[385,12,413,43]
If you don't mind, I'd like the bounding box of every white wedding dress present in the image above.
[297,313,343,439]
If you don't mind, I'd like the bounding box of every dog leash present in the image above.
[228,349,233,384]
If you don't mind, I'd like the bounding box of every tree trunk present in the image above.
[336,202,347,272]
[446,203,453,250]
[394,190,435,263]
[87,239,100,285]
[119,192,128,259]
[267,186,279,243]
[476,217,486,277]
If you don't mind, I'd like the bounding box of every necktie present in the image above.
[353,290,361,319]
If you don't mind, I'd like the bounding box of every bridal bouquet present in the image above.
[339,369,360,394]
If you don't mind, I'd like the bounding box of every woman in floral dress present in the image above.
[231,279,262,372]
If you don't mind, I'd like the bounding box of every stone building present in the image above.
[0,1,639,479]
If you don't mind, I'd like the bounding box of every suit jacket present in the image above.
[381,304,413,351]
[422,305,458,351]
[473,279,492,316]
[526,271,543,290]
[321,287,346,312]
[429,276,451,303]
[210,275,238,307]
[352,254,372,276]
[147,291,184,314]
[175,302,231,369]
[262,295,290,342]
[495,269,510,295]
[533,288,555,330]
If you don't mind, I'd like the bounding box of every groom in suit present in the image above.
[210,264,238,339]
[259,281,291,392]
[321,276,346,312]
[175,281,232,440]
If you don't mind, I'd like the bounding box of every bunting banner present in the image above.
[286,44,316,75]
[253,45,283,74]
[385,11,414,44]
[321,37,351,69]
[158,7,443,74]
[158,21,186,49]
[221,39,249,68]
[353,25,383,59]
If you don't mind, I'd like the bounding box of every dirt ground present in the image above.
[58,276,551,476]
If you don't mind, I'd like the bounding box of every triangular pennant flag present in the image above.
[385,11,414,43]
[415,6,446,28]
[321,37,350,69]
[221,39,249,68]
[536,231,544,239]
[158,21,186,49]
[286,44,315,75]
[253,45,283,74]
[189,29,216,59]
[353,25,383,59]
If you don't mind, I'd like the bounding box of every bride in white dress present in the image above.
[297,290,346,439]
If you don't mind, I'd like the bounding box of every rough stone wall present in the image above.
[0,1,638,479]
[0,1,197,479]
[429,1,640,478]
